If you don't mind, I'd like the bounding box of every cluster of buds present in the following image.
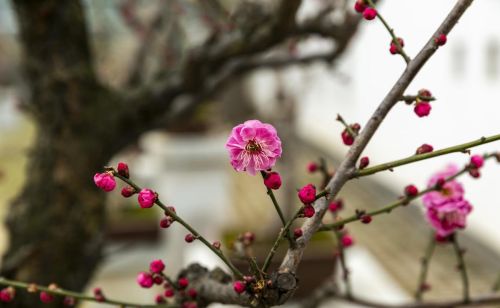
[298,184,318,218]
[354,0,377,20]
[414,89,433,117]
[341,123,361,146]
[468,154,484,178]
[389,37,405,55]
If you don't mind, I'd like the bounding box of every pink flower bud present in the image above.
[414,102,432,117]
[185,234,195,243]
[117,162,129,178]
[154,276,164,285]
[137,272,154,288]
[93,172,116,192]
[178,277,189,289]
[293,228,303,239]
[405,184,419,197]
[362,7,377,20]
[164,288,175,298]
[389,38,404,55]
[40,291,54,303]
[0,288,14,303]
[468,168,480,178]
[416,144,434,155]
[138,188,156,208]
[341,234,354,247]
[470,155,484,169]
[263,172,282,190]
[418,89,432,99]
[150,259,165,273]
[155,294,165,304]
[435,34,447,46]
[328,199,343,212]
[160,217,173,228]
[303,204,315,218]
[233,281,246,294]
[361,215,372,224]
[121,186,136,198]
[298,184,316,204]
[359,156,370,169]
[307,162,318,173]
[354,1,367,13]
[63,296,76,306]
[341,130,354,145]
[187,288,197,298]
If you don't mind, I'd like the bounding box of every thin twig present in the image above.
[452,234,470,302]
[415,233,436,301]
[113,172,243,279]
[353,134,500,178]
[334,231,351,298]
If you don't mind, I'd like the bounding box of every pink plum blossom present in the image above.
[137,272,154,288]
[93,172,116,192]
[225,120,282,175]
[138,189,156,208]
[423,165,473,237]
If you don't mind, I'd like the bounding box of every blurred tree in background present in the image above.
[0,0,363,306]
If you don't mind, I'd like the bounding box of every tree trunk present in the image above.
[1,1,114,306]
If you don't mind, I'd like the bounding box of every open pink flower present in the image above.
[225,120,282,175]
[423,165,473,237]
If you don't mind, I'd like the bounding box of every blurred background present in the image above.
[0,0,500,307]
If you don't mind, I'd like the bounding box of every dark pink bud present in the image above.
[416,144,434,155]
[0,288,14,303]
[418,89,432,99]
[420,283,431,292]
[362,7,377,20]
[233,281,246,294]
[298,184,316,204]
[354,0,367,13]
[414,102,432,117]
[164,288,175,298]
[93,287,102,295]
[182,302,198,308]
[138,188,156,208]
[153,276,164,285]
[361,215,372,224]
[470,155,484,168]
[435,34,447,46]
[121,186,136,198]
[63,296,76,306]
[435,177,446,189]
[95,293,105,302]
[468,168,480,178]
[155,294,165,304]
[187,288,197,298]
[307,162,318,173]
[328,199,343,212]
[137,272,154,288]
[117,162,130,178]
[293,228,303,239]
[389,38,404,55]
[150,259,165,273]
[359,156,370,169]
[404,184,419,197]
[185,234,195,243]
[178,277,189,289]
[341,234,354,247]
[303,204,315,218]
[93,172,116,192]
[160,217,172,228]
[40,291,54,303]
[264,172,282,190]
[341,130,354,145]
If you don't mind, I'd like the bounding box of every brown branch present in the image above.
[279,0,474,290]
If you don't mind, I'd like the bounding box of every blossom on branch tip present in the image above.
[414,102,432,117]
[138,188,156,208]
[298,184,316,204]
[362,7,377,20]
[225,120,282,175]
[263,171,282,190]
[93,172,116,192]
[117,162,129,178]
[150,259,165,273]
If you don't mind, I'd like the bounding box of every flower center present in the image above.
[245,140,262,153]
[440,187,452,196]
